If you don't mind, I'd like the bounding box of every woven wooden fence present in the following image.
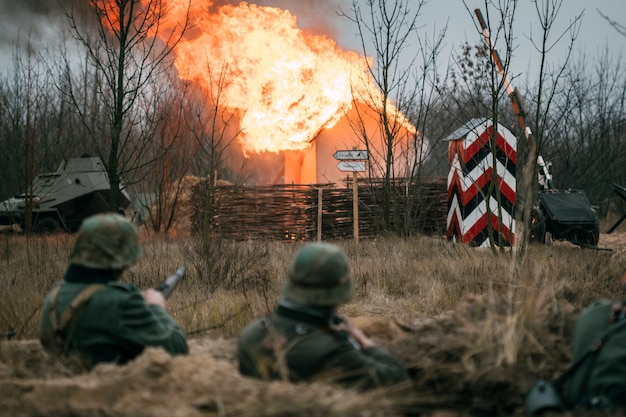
[191,177,447,241]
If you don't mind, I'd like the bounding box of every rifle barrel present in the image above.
[156,263,187,299]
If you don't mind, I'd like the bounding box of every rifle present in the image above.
[156,264,187,299]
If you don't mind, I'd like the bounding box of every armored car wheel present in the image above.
[587,222,600,247]
[34,216,61,234]
[592,222,600,246]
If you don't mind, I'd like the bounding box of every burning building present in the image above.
[164,1,422,185]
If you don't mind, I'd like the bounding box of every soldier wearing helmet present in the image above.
[237,242,409,390]
[39,213,188,368]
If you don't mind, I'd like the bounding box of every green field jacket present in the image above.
[40,264,188,367]
[237,302,410,390]
[565,299,626,408]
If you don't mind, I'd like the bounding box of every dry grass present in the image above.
[1,231,625,416]
[1,231,622,343]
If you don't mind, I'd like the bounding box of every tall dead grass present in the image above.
[0,230,623,373]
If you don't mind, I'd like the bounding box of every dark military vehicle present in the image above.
[530,188,600,247]
[0,157,131,233]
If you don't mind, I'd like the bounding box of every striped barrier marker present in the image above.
[445,118,516,247]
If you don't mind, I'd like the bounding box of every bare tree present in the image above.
[134,68,193,233]
[459,0,583,252]
[186,62,244,234]
[546,51,626,215]
[340,0,445,236]
[187,63,243,186]
[0,41,71,233]
[515,0,584,249]
[60,0,190,211]
[465,2,520,253]
[597,9,626,37]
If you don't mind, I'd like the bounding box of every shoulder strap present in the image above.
[58,284,106,331]
[49,284,106,354]
[557,317,626,386]
[48,285,62,333]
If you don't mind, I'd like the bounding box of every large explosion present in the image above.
[99,0,415,156]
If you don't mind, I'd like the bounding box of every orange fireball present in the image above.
[97,1,416,156]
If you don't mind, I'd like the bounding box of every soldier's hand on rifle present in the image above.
[142,288,168,310]
[332,321,376,349]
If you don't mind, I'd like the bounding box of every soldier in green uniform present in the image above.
[40,213,188,368]
[563,298,626,409]
[238,242,409,390]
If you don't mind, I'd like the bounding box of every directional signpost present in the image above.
[333,150,369,161]
[336,161,365,172]
[333,149,369,245]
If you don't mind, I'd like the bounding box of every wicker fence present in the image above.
[191,177,447,241]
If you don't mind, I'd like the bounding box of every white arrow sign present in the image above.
[333,150,369,160]
[337,161,366,172]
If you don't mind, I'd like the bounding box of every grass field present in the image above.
[1,230,623,341]
[1,228,625,416]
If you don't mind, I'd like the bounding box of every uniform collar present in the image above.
[64,263,119,284]
[275,299,339,327]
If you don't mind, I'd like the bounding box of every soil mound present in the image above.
[1,295,609,417]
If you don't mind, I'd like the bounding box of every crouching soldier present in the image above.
[563,297,626,409]
[238,242,410,390]
[40,213,188,368]
[527,291,626,415]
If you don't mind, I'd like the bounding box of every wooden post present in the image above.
[353,171,359,245]
[317,187,323,242]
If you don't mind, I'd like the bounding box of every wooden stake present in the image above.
[317,187,323,242]
[353,171,359,245]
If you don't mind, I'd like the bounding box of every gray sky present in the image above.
[1,0,624,84]
[445,1,626,80]
[333,0,626,84]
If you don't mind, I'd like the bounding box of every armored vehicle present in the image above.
[530,188,600,247]
[0,156,131,233]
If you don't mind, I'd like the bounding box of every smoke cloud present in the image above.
[0,0,74,65]
[250,0,348,42]
[0,0,355,68]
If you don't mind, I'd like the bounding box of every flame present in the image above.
[98,1,416,155]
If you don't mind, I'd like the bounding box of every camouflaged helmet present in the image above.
[282,243,353,306]
[69,213,140,270]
